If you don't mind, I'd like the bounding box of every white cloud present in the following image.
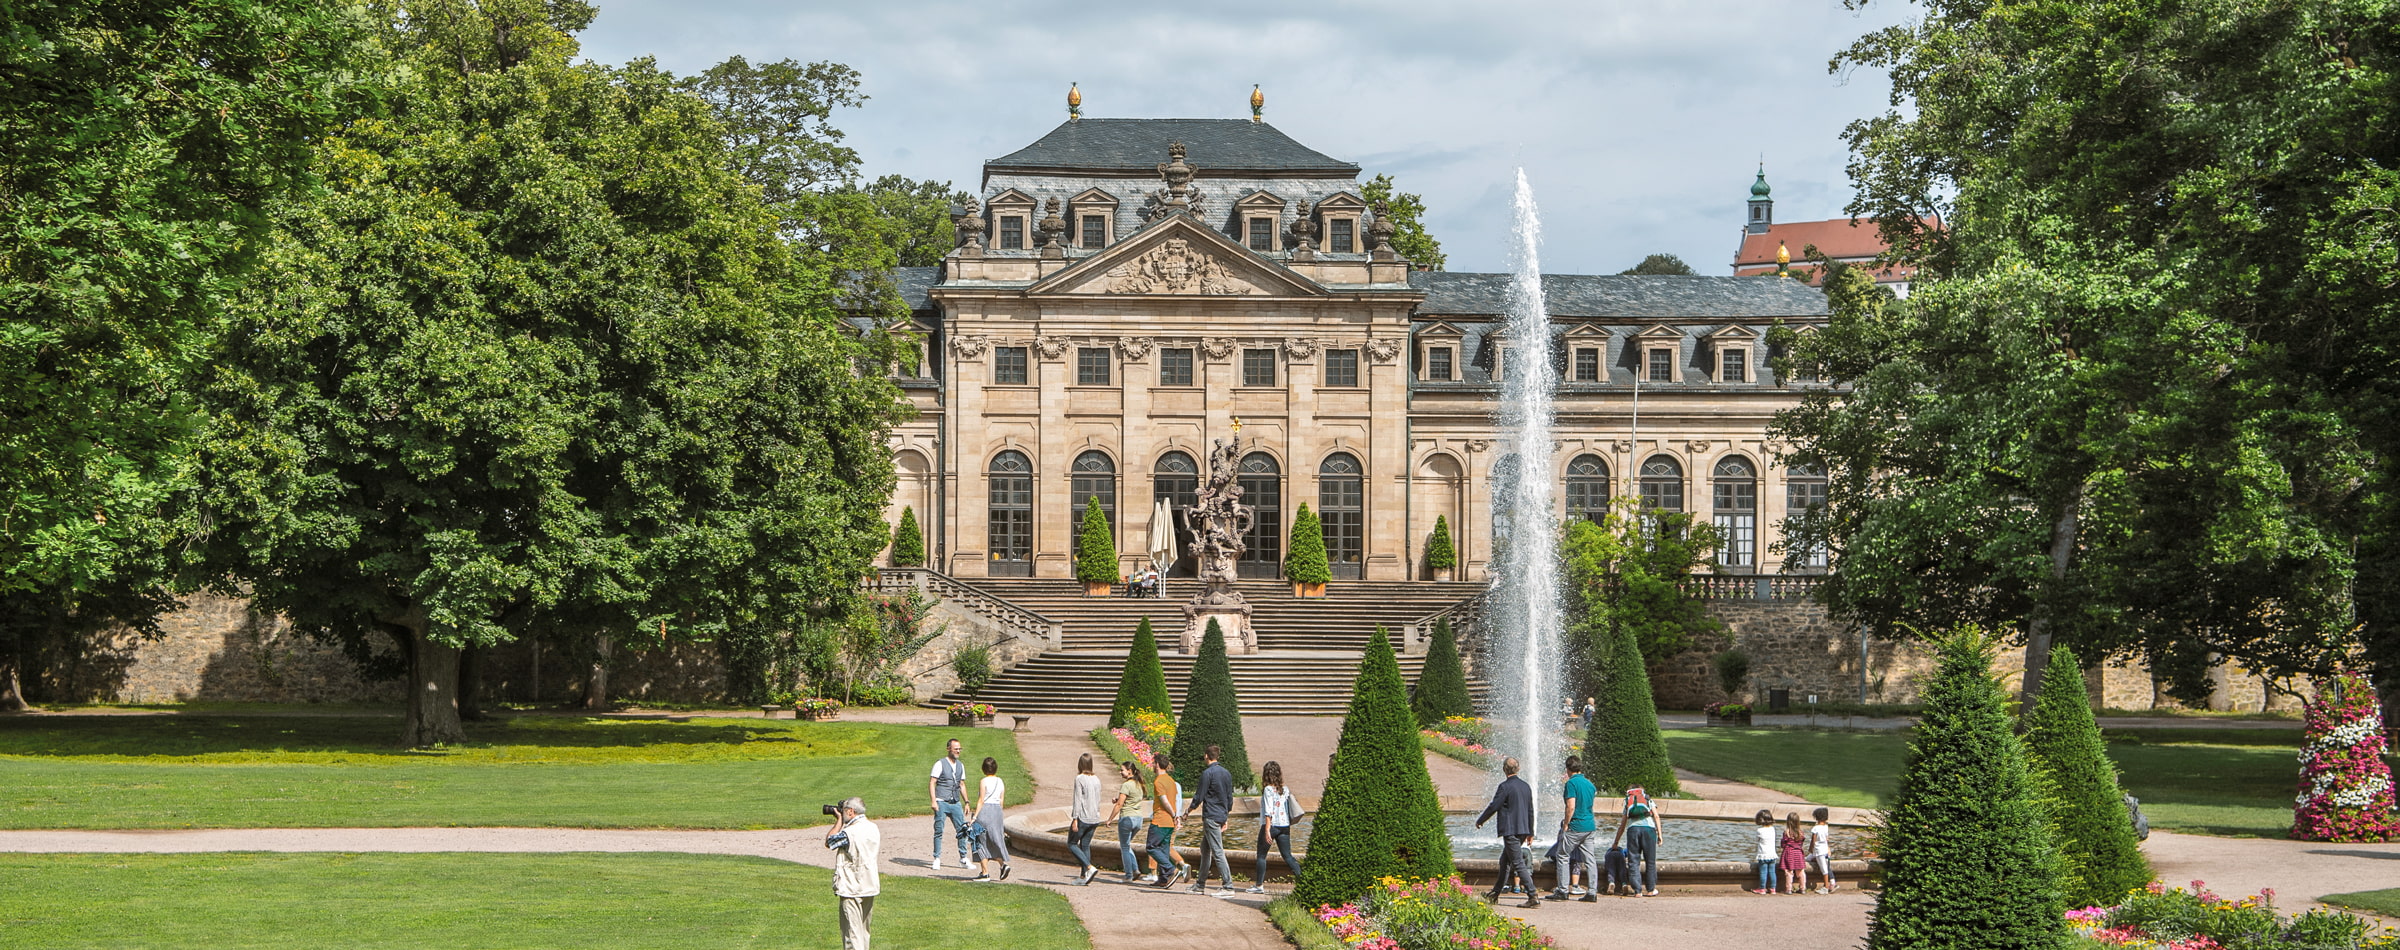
[575,0,1912,274]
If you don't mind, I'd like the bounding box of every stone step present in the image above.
[938,649,1493,716]
[962,578,1479,653]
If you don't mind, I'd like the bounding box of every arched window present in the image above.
[1237,453,1282,578]
[1784,462,1828,570]
[1490,454,1523,553]
[1152,451,1198,577]
[1565,454,1611,524]
[1319,453,1364,579]
[1070,450,1116,553]
[1713,456,1758,570]
[1639,456,1684,513]
[987,450,1033,577]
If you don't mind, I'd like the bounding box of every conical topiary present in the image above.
[1172,618,1252,790]
[1075,496,1116,584]
[2021,646,2152,907]
[1866,627,2066,950]
[2292,669,2398,842]
[890,507,925,567]
[1426,515,1456,572]
[1293,626,1454,908]
[1286,502,1330,585]
[1584,615,1679,796]
[1411,618,1473,728]
[1108,618,1173,730]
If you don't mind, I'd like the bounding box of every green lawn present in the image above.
[2323,888,2400,920]
[0,713,1027,829]
[0,852,1089,949]
[1663,726,2351,838]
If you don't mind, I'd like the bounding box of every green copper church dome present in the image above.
[1750,168,1772,197]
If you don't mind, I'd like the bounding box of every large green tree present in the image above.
[0,0,369,706]
[1560,503,1723,673]
[1294,627,1453,908]
[1359,174,1445,271]
[1784,0,2398,703]
[1618,253,1695,276]
[188,1,903,746]
[2021,646,2152,907]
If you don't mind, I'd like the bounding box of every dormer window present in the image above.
[1068,187,1118,249]
[1417,323,1464,382]
[1248,216,1275,251]
[1719,347,1749,382]
[998,216,1026,249]
[1080,215,1107,248]
[1647,347,1674,382]
[1574,347,1600,381]
[1328,218,1355,253]
[1428,347,1454,381]
[1314,191,1368,255]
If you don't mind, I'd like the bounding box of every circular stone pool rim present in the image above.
[1002,794,1880,887]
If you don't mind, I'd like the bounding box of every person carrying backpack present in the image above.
[1610,786,1664,897]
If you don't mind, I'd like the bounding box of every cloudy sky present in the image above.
[575,1,1914,275]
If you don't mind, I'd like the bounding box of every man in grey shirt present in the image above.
[927,739,972,870]
[1182,744,1236,895]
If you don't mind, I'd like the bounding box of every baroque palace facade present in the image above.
[880,115,1833,583]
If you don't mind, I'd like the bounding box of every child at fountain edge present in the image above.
[1809,807,1838,894]
[1750,810,1779,895]
[1779,812,1808,893]
[1611,786,1663,897]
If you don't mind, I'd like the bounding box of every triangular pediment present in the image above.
[1416,321,1463,337]
[1704,324,1760,341]
[1564,323,1611,339]
[1316,190,1367,210]
[1069,187,1120,206]
[1025,213,1328,298]
[1635,323,1685,340]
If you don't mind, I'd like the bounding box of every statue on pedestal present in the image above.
[1180,427,1257,653]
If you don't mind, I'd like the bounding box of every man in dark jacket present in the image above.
[1475,756,1539,908]
[1183,744,1236,894]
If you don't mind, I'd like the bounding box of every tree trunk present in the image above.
[2020,485,2083,711]
[0,653,28,713]
[583,635,611,711]
[393,605,466,748]
[457,644,485,722]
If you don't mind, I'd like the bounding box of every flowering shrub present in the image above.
[946,701,995,717]
[2066,881,2398,950]
[794,697,843,713]
[1128,708,1177,749]
[1111,727,1160,771]
[2292,670,2397,843]
[1312,875,1552,950]
[1705,701,1751,718]
[1421,729,1496,767]
[1434,716,1492,747]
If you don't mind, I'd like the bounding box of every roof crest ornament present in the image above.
[1142,142,1202,222]
[1068,82,1082,121]
[1250,84,1264,123]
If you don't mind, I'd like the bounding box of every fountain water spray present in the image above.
[1488,169,1565,819]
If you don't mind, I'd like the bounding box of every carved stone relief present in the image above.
[1118,337,1155,361]
[1364,337,1403,363]
[948,335,989,358]
[1282,338,1319,360]
[1201,337,1237,360]
[1035,337,1071,360]
[1685,440,1714,454]
[1104,238,1255,296]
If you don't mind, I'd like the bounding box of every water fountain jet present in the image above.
[1486,169,1566,815]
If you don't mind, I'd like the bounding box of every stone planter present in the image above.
[1432,567,1454,582]
[1084,580,1113,597]
[798,708,840,722]
[1293,581,1327,598]
[949,712,997,727]
[1707,713,1753,727]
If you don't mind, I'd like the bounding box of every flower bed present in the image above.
[1127,708,1176,750]
[1420,730,1495,770]
[1109,727,1161,771]
[1312,876,1553,950]
[2066,881,2397,950]
[946,701,995,726]
[2293,670,2397,843]
[1435,716,1492,747]
[794,698,842,720]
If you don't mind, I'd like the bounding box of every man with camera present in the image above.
[824,797,880,950]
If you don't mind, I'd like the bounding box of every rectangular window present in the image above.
[1080,214,1107,248]
[1248,217,1274,251]
[1076,347,1110,385]
[1159,347,1194,386]
[993,346,1028,385]
[1574,347,1600,382]
[1428,346,1454,381]
[1720,347,1748,382]
[1242,348,1276,386]
[1646,347,1673,382]
[1323,348,1359,387]
[1329,219,1354,253]
[998,216,1025,249]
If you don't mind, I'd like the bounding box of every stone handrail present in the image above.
[1404,589,1489,660]
[866,568,1064,651]
[1679,574,1826,601]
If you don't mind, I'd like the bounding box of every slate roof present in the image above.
[988,119,1360,176]
[1410,272,1829,318]
[894,266,938,311]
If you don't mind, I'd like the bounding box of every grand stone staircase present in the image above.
[933,577,1485,715]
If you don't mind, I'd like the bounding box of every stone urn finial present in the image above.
[1039,197,1067,251]
[953,196,985,250]
[1158,143,1196,210]
[1368,200,1397,258]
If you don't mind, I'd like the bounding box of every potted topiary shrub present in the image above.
[795,697,843,721]
[1286,502,1330,597]
[1425,515,1457,582]
[890,506,925,568]
[1705,701,1752,726]
[947,701,996,727]
[1074,496,1116,596]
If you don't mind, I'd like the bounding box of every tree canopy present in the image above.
[1619,253,1695,276]
[1780,0,2400,702]
[1360,174,1445,271]
[187,0,904,746]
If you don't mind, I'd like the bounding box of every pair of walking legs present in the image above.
[1495,835,1537,903]
[1145,824,1180,884]
[1254,825,1299,887]
[931,801,972,866]
[1064,820,1099,878]
[1554,830,1598,894]
[1191,819,1233,889]
[1117,816,1147,879]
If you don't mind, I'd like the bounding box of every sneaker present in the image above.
[998,864,1011,881]
[1081,868,1100,886]
[1570,887,1586,897]
[930,858,944,870]
[1519,899,1542,909]
[971,873,992,882]
[1245,885,1266,894]
[1579,894,1598,903]
[1548,889,1570,901]
[1188,882,1207,894]
[1209,889,1235,898]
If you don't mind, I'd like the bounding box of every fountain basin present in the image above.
[1002,795,1880,886]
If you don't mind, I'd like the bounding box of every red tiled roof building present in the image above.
[1729,166,1923,298]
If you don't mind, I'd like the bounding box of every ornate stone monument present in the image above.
[1180,427,1258,654]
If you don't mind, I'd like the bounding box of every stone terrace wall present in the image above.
[55,591,402,705]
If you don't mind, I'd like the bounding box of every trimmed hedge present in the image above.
[1425,515,1456,571]
[1867,627,2066,950]
[1074,496,1116,584]
[1410,618,1473,728]
[1583,615,1679,796]
[1172,618,1252,790]
[1108,618,1172,730]
[889,507,925,567]
[1293,627,1454,908]
[1286,503,1331,585]
[2021,646,2152,907]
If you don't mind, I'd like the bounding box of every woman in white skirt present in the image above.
[972,756,1011,881]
